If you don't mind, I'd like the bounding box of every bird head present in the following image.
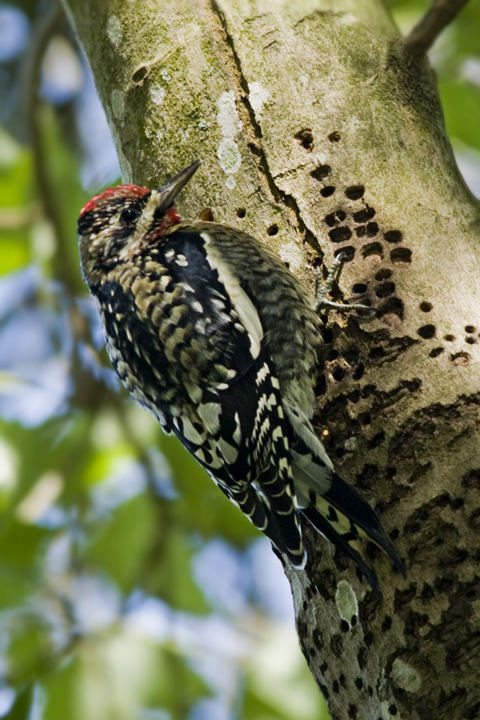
[78,160,202,285]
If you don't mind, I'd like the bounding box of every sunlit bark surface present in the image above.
[63,1,480,717]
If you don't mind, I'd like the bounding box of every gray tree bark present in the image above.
[63,1,480,718]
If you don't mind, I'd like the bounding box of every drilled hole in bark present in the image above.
[384,229,403,243]
[369,346,385,360]
[327,349,339,361]
[343,346,360,365]
[467,703,480,720]
[417,324,436,339]
[375,268,392,281]
[355,678,363,690]
[352,363,365,380]
[421,583,434,601]
[369,431,385,448]
[364,631,374,647]
[361,241,383,259]
[294,128,314,150]
[198,207,214,221]
[378,296,404,322]
[311,165,331,181]
[352,283,368,294]
[366,222,379,237]
[391,247,412,263]
[429,347,444,358]
[362,384,376,398]
[357,647,368,669]
[420,301,433,312]
[340,620,349,632]
[334,246,355,261]
[322,327,333,343]
[329,131,341,142]
[324,213,337,227]
[321,186,336,197]
[381,616,392,631]
[345,185,365,200]
[356,464,377,490]
[267,224,278,236]
[444,334,456,341]
[451,351,470,366]
[236,208,246,218]
[353,206,375,223]
[316,374,327,396]
[336,210,346,221]
[356,225,366,237]
[463,469,480,489]
[465,325,476,333]
[132,65,148,83]
[375,281,395,298]
[332,366,346,381]
[466,336,477,344]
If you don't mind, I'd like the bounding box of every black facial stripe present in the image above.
[78,195,151,237]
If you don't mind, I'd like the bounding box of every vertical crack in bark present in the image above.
[202,0,320,251]
[63,2,480,717]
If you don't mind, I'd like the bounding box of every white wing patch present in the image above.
[201,232,264,359]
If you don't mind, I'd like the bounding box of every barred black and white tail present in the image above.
[288,416,405,597]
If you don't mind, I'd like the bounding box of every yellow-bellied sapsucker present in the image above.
[78,160,404,595]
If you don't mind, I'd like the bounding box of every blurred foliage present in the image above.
[0,0,478,718]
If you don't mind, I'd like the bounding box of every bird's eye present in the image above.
[120,207,140,224]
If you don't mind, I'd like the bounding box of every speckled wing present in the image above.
[154,229,306,567]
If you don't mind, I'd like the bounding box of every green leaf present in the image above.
[3,684,34,720]
[159,434,259,548]
[85,492,156,592]
[146,529,209,613]
[7,618,52,685]
[143,646,211,719]
[0,518,50,568]
[438,79,480,152]
[42,633,209,720]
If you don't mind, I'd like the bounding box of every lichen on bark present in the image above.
[63,0,480,718]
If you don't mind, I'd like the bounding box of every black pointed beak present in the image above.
[155,159,202,213]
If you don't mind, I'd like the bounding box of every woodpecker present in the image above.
[78,160,404,595]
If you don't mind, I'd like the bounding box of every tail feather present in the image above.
[289,428,405,592]
[228,470,306,569]
[322,471,405,575]
[301,503,382,598]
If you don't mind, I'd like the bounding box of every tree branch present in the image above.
[405,0,471,57]
[22,0,83,295]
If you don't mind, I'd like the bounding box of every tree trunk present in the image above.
[63,0,480,717]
